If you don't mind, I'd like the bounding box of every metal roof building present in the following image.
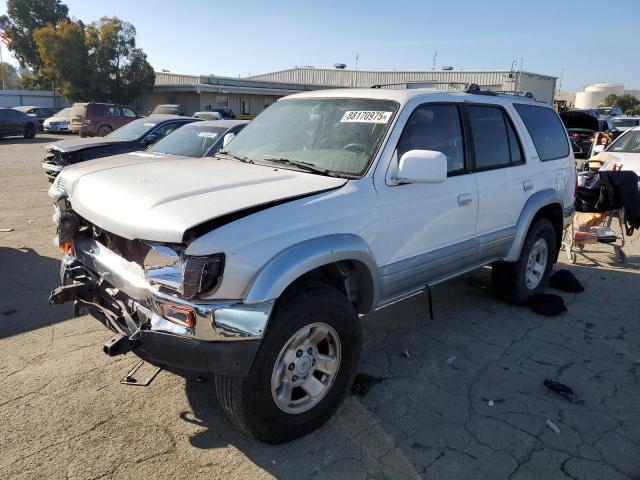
[140,68,557,117]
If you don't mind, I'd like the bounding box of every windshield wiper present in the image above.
[262,157,338,177]
[216,150,253,163]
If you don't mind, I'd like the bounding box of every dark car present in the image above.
[69,102,139,137]
[0,107,37,139]
[151,104,186,116]
[210,107,236,119]
[148,119,248,157]
[42,115,200,179]
[13,106,59,130]
[560,110,604,159]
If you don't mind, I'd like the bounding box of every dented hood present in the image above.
[60,154,347,242]
[49,136,129,153]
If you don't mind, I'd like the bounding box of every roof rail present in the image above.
[468,88,536,99]
[370,81,475,90]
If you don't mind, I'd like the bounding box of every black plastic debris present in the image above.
[549,270,585,293]
[527,294,568,316]
[544,379,583,404]
[351,373,383,397]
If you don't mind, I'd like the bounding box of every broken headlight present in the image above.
[145,246,224,299]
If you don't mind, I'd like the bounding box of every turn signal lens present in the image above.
[59,239,73,255]
[157,302,196,329]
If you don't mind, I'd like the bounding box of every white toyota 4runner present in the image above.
[49,85,575,443]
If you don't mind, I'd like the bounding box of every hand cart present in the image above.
[562,209,626,264]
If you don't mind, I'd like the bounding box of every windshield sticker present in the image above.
[340,111,392,123]
[198,131,219,138]
[143,123,156,128]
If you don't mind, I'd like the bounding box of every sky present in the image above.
[1,0,639,92]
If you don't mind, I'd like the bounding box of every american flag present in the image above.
[0,28,11,47]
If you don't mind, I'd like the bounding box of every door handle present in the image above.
[523,180,534,191]
[458,193,473,207]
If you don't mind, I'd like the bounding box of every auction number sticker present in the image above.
[340,111,392,123]
[198,131,219,138]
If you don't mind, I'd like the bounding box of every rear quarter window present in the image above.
[513,104,570,161]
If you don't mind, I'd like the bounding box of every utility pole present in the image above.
[0,44,6,90]
[432,51,438,70]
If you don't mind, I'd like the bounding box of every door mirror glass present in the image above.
[396,150,447,184]
[223,132,235,148]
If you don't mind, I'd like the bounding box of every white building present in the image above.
[558,82,640,109]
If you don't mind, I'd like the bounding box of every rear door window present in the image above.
[89,104,106,117]
[514,104,570,161]
[108,106,122,117]
[122,107,136,118]
[468,106,524,170]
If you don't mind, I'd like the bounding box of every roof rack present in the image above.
[370,81,537,100]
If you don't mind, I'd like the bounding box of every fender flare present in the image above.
[504,189,564,262]
[243,234,379,311]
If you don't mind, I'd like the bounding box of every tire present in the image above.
[215,282,361,444]
[492,218,556,304]
[23,123,36,139]
[96,125,112,137]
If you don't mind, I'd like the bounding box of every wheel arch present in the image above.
[243,234,379,314]
[504,189,565,262]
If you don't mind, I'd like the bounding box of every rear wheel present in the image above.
[492,218,556,304]
[23,123,36,139]
[215,282,361,444]
[96,125,112,137]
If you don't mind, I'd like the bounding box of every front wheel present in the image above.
[96,125,112,137]
[492,218,556,304]
[215,282,361,444]
[23,123,36,139]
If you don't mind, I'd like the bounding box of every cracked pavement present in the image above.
[1,135,639,479]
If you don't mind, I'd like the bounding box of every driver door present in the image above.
[373,103,478,301]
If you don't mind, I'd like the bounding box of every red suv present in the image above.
[69,102,138,137]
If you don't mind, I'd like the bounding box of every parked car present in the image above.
[42,115,200,179]
[611,116,640,132]
[210,107,235,119]
[568,108,599,118]
[0,107,37,139]
[69,102,138,137]
[149,120,248,157]
[560,110,606,159]
[49,87,575,444]
[596,106,623,118]
[13,105,58,130]
[151,104,186,116]
[43,107,73,133]
[592,126,640,177]
[193,111,223,121]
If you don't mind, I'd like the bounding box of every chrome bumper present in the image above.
[66,236,273,342]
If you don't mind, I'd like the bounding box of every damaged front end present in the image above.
[42,146,72,179]
[47,180,273,375]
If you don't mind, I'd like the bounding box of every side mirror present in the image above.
[395,150,447,184]
[143,133,160,145]
[223,132,235,148]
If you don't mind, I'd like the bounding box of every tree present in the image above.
[84,17,154,104]
[601,93,640,114]
[0,62,20,88]
[33,21,88,100]
[0,0,69,74]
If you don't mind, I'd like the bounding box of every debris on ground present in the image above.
[445,354,457,365]
[351,373,384,397]
[402,348,418,359]
[527,294,568,316]
[544,379,582,404]
[549,269,585,293]
[546,419,561,433]
[195,375,207,383]
[0,228,14,232]
[488,400,494,407]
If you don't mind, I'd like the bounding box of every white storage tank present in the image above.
[575,83,624,109]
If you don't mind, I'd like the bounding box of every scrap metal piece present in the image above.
[120,360,163,387]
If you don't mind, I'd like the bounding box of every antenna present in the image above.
[432,51,438,70]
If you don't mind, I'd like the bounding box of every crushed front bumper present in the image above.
[49,236,273,376]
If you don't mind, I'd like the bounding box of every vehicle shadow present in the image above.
[0,136,58,145]
[181,260,640,479]
[0,246,70,340]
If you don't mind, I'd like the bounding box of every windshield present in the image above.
[597,107,612,116]
[224,98,398,177]
[107,118,158,140]
[55,108,72,118]
[612,118,640,131]
[150,123,227,157]
[607,131,640,153]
